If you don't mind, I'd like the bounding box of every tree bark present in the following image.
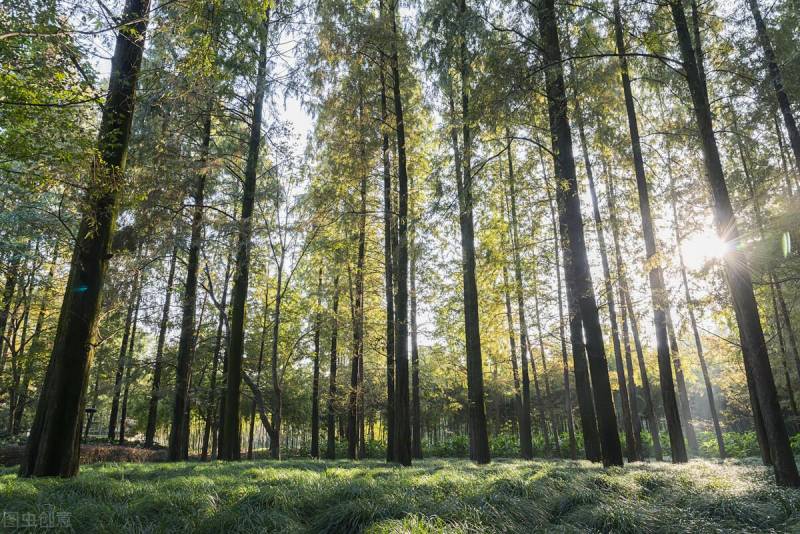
[606,169,663,461]
[410,239,422,459]
[546,184,578,459]
[613,0,686,463]
[247,278,270,459]
[201,257,232,460]
[667,155,725,458]
[169,98,214,460]
[670,0,799,486]
[574,96,639,462]
[535,0,622,467]
[108,266,139,441]
[145,244,178,447]
[747,0,800,173]
[311,268,323,459]
[504,138,534,459]
[119,282,142,443]
[20,0,151,477]
[348,163,368,460]
[219,10,270,461]
[390,0,413,466]
[325,274,340,459]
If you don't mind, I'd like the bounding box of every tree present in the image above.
[669,0,799,486]
[219,8,271,461]
[20,0,152,477]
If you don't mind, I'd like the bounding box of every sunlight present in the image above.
[681,230,730,270]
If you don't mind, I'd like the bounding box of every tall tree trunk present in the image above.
[502,265,525,450]
[119,283,142,443]
[0,258,19,376]
[269,254,285,460]
[389,0,413,466]
[532,255,561,455]
[348,164,368,460]
[774,113,797,194]
[504,137,534,458]
[202,258,231,460]
[606,169,663,461]
[747,0,800,173]
[145,245,178,447]
[450,0,490,465]
[247,278,270,460]
[325,274,340,459]
[20,0,151,477]
[169,100,214,461]
[12,249,58,435]
[108,267,139,441]
[613,0,686,463]
[670,0,799,486]
[547,185,578,459]
[574,97,639,462]
[310,269,323,459]
[410,242,422,459]
[220,11,270,461]
[379,10,396,461]
[535,0,622,467]
[772,287,799,415]
[667,156,725,459]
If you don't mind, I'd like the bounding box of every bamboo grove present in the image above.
[1,0,800,487]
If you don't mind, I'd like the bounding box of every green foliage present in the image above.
[2,458,799,532]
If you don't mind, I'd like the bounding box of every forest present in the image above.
[1,0,800,531]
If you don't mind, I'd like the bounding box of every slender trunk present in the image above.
[20,0,151,477]
[169,100,214,460]
[325,275,340,459]
[348,163,368,460]
[220,11,270,461]
[774,113,797,194]
[536,0,622,466]
[532,256,561,455]
[390,0,412,466]
[547,187,577,459]
[606,169,663,460]
[772,286,799,416]
[666,158,725,459]
[502,265,524,448]
[12,250,58,435]
[380,14,396,461]
[670,0,799,485]
[410,241,422,459]
[269,255,285,460]
[504,138,533,458]
[247,278,270,459]
[574,97,639,462]
[613,0,686,462]
[202,255,232,460]
[747,0,800,173]
[0,258,19,375]
[109,268,139,440]
[311,269,323,459]
[119,283,142,443]
[450,0,490,464]
[145,244,178,447]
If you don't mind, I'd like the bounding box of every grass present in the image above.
[1,457,799,533]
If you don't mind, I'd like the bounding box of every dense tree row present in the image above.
[1,0,800,486]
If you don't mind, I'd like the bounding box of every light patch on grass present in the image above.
[0,458,798,532]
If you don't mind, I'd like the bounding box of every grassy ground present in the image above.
[1,457,799,533]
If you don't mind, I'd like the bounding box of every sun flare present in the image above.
[681,230,729,270]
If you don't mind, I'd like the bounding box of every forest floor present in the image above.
[1,457,799,533]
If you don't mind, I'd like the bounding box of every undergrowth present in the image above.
[1,457,798,533]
